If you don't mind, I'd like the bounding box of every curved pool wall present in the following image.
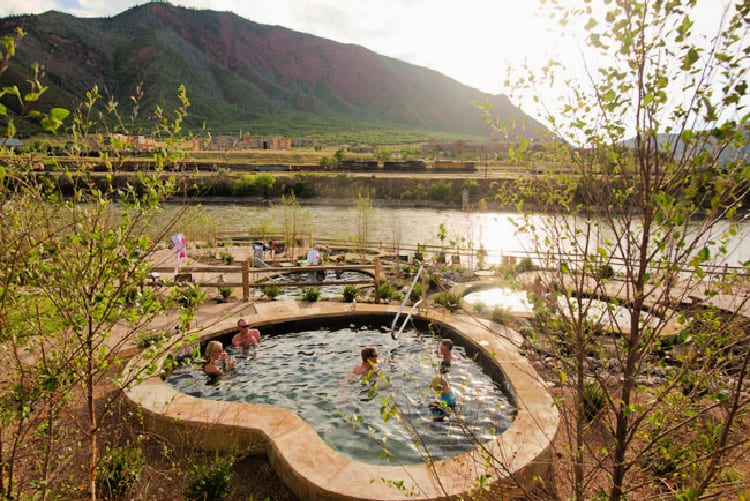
[123,304,558,501]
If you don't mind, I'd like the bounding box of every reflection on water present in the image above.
[165,323,515,465]
[163,203,750,268]
[254,270,372,300]
[463,287,534,314]
[557,297,661,331]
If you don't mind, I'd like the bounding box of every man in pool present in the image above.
[351,346,378,376]
[437,338,454,373]
[232,319,262,350]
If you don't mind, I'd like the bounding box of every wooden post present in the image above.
[421,265,428,312]
[242,259,250,302]
[374,257,381,284]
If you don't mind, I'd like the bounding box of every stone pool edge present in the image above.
[122,303,559,501]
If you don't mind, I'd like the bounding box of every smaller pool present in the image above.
[253,270,372,300]
[557,297,661,331]
[463,287,534,314]
[165,320,515,466]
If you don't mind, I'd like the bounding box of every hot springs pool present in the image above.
[165,319,516,465]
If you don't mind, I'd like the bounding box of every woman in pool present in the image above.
[351,346,379,376]
[203,340,235,376]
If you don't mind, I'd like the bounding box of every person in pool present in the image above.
[351,346,379,376]
[437,338,454,373]
[232,318,261,350]
[429,375,457,421]
[203,340,235,377]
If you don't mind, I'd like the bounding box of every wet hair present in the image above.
[440,339,453,351]
[361,346,377,362]
[204,340,223,362]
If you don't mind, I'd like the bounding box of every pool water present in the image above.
[165,322,515,465]
[253,270,372,300]
[462,287,534,314]
[557,297,661,330]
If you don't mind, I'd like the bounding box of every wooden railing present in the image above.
[148,261,380,302]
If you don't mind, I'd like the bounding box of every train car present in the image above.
[431,160,478,172]
[336,160,379,171]
[382,160,428,171]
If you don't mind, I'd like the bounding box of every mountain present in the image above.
[0,3,545,141]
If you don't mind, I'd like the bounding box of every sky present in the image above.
[0,0,738,129]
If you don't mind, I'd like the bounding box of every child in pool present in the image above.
[429,375,457,421]
[203,340,235,376]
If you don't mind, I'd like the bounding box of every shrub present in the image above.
[343,284,360,303]
[183,455,234,501]
[515,257,538,273]
[217,287,233,302]
[583,381,607,422]
[434,292,462,312]
[219,251,234,265]
[491,306,512,325]
[472,302,485,313]
[409,282,423,303]
[135,329,166,348]
[596,264,615,279]
[261,284,282,300]
[375,280,395,302]
[96,443,144,500]
[177,284,204,309]
[302,286,321,302]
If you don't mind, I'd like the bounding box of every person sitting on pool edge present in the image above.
[203,340,235,377]
[429,375,457,422]
[232,318,262,350]
[437,338,454,373]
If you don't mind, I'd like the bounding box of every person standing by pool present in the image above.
[203,340,235,376]
[232,319,262,350]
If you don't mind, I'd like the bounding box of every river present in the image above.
[169,203,750,269]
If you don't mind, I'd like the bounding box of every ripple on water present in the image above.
[165,323,516,465]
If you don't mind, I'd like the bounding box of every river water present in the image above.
[171,203,750,269]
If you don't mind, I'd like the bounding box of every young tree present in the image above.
[0,33,197,499]
[490,1,750,499]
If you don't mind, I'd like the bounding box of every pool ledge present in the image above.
[123,303,558,500]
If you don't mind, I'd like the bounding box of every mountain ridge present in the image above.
[1,3,545,141]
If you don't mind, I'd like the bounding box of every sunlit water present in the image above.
[166,204,750,269]
[165,320,515,465]
[462,287,534,314]
[253,270,373,300]
[557,297,661,331]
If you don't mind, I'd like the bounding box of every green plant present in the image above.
[183,455,234,501]
[596,264,615,280]
[96,443,144,500]
[135,329,166,349]
[491,306,512,325]
[409,282,423,303]
[261,284,282,300]
[375,280,395,302]
[219,250,234,265]
[583,382,606,422]
[217,286,233,302]
[302,286,321,302]
[343,284,360,303]
[515,257,537,273]
[472,302,485,313]
[433,292,462,312]
[177,283,205,309]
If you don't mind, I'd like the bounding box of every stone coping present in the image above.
[123,303,558,501]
